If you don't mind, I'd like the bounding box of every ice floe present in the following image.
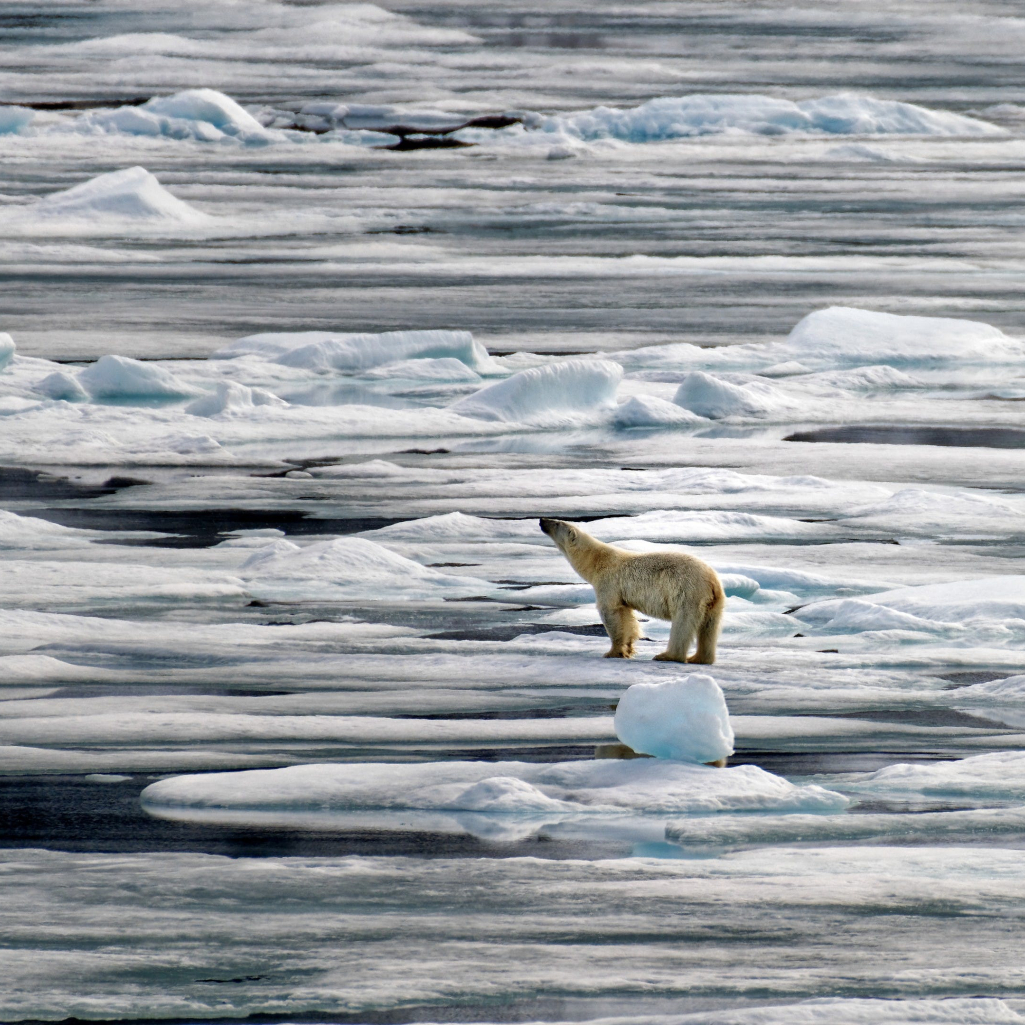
[141,757,846,819]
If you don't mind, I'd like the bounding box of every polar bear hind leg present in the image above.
[687,590,725,664]
[653,604,702,663]
[598,600,641,658]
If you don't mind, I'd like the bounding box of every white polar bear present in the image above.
[540,517,725,663]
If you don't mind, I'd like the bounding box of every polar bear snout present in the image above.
[539,517,560,538]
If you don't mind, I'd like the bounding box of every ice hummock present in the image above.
[614,675,735,764]
[538,93,1004,142]
[615,306,1025,375]
[78,89,277,144]
[450,359,622,423]
[7,167,212,231]
[76,354,198,401]
[214,328,495,374]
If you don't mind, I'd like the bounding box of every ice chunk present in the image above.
[215,328,494,374]
[84,89,275,143]
[76,354,197,401]
[0,105,33,134]
[614,674,735,764]
[843,488,1022,538]
[673,372,793,419]
[954,675,1025,702]
[185,381,287,417]
[614,394,706,428]
[240,536,486,600]
[33,371,89,402]
[19,167,211,228]
[140,757,845,816]
[541,93,1003,142]
[450,359,622,423]
[0,332,15,371]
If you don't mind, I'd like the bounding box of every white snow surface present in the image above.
[614,674,735,764]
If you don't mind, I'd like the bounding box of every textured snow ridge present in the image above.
[540,93,1005,142]
[240,536,487,600]
[141,758,847,816]
[215,328,494,373]
[3,167,212,231]
[75,88,278,143]
[450,359,623,423]
[615,675,735,764]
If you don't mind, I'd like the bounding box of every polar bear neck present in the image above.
[559,526,622,583]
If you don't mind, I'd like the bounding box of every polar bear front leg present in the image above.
[598,600,640,658]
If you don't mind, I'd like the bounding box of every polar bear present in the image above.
[539,517,725,663]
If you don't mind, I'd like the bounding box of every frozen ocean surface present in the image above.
[2,0,1025,1022]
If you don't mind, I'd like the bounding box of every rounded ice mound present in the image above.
[673,372,787,419]
[24,167,211,228]
[35,371,89,402]
[450,359,623,424]
[0,332,14,371]
[614,674,735,764]
[77,355,198,401]
[452,777,569,813]
[215,329,494,375]
[614,394,705,428]
[185,381,287,417]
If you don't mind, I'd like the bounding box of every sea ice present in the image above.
[614,675,735,764]
[185,381,287,417]
[449,359,622,423]
[614,394,706,428]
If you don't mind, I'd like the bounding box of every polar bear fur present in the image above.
[540,517,725,663]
